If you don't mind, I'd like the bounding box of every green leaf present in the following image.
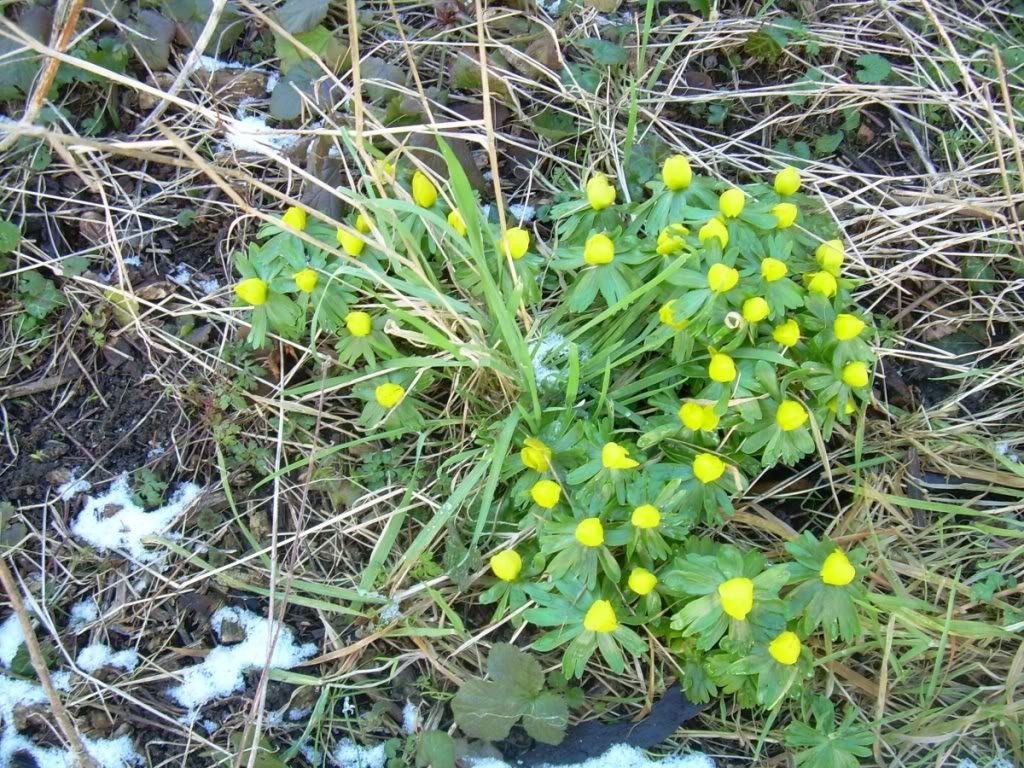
[0,221,21,253]
[451,679,527,741]
[165,0,243,55]
[814,131,844,156]
[127,10,176,70]
[274,0,330,34]
[487,643,544,695]
[561,64,601,94]
[532,109,578,140]
[415,731,456,768]
[578,38,628,67]
[744,28,789,63]
[855,53,892,84]
[0,7,50,101]
[275,25,346,74]
[521,692,569,745]
[788,67,823,106]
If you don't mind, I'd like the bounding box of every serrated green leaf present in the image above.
[0,221,21,253]
[855,53,892,84]
[521,692,569,745]
[451,679,528,741]
[487,643,544,695]
[578,37,628,67]
[415,730,456,768]
[814,131,844,156]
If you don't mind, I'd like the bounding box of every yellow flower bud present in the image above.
[501,227,530,260]
[772,202,798,229]
[631,504,660,529]
[355,213,372,233]
[772,319,801,347]
[662,154,692,190]
[698,217,729,248]
[586,174,616,210]
[656,224,689,255]
[774,166,801,196]
[412,170,438,208]
[584,233,615,265]
[234,277,268,306]
[337,228,366,257]
[601,441,639,469]
[708,352,736,383]
[520,437,552,473]
[530,479,561,509]
[719,188,745,219]
[583,599,618,633]
[834,313,865,341]
[375,382,405,408]
[807,271,838,298]
[718,577,754,620]
[707,263,739,293]
[678,401,705,431]
[815,240,844,275]
[769,631,801,665]
[448,209,467,236]
[700,405,720,431]
[575,517,604,547]
[345,311,373,337]
[842,361,870,388]
[742,297,770,322]
[820,548,856,586]
[490,550,522,582]
[761,258,788,282]
[775,400,807,431]
[293,267,318,293]
[658,300,688,331]
[281,206,307,231]
[628,568,658,596]
[828,397,856,416]
[693,453,726,484]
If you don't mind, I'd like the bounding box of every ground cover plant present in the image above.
[0,1,1023,767]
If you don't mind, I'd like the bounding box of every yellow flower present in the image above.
[698,217,729,248]
[708,352,736,383]
[656,224,689,255]
[828,397,856,416]
[662,154,692,190]
[693,453,725,484]
[807,271,838,298]
[742,297,770,323]
[815,240,844,275]
[375,382,405,408]
[658,300,688,331]
[631,504,660,529]
[583,600,618,633]
[282,206,306,231]
[530,479,561,509]
[490,550,522,582]
[575,517,604,547]
[707,263,739,293]
[520,437,552,473]
[584,233,615,265]
[345,311,372,337]
[774,166,801,196]
[772,319,800,347]
[337,228,366,256]
[776,400,807,431]
[842,361,869,388]
[761,257,788,282]
[235,277,268,306]
[719,188,745,218]
[355,213,372,233]
[586,173,616,210]
[601,441,639,469]
[412,170,437,208]
[718,577,754,620]
[501,227,530,260]
[293,267,318,293]
[628,568,658,596]
[448,209,467,236]
[834,313,865,341]
[772,202,798,229]
[678,402,718,432]
[820,548,856,586]
[769,631,801,665]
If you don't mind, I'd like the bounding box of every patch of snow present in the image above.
[201,719,218,733]
[532,332,569,388]
[288,707,311,721]
[70,475,201,563]
[378,600,401,623]
[166,606,317,715]
[469,745,715,768]
[56,469,92,501]
[76,643,139,674]
[225,116,302,155]
[50,671,71,691]
[196,277,221,295]
[121,254,141,267]
[0,616,25,668]
[300,743,325,766]
[332,738,386,768]
[265,710,283,727]
[146,445,166,461]
[401,700,418,734]
[265,72,279,93]
[509,203,536,223]
[168,263,192,286]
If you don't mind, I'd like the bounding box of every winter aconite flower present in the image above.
[707,263,739,293]
[375,383,405,408]
[679,402,718,432]
[337,228,366,256]
[774,166,801,196]
[656,224,689,255]
[235,278,268,306]
[708,352,736,383]
[531,479,561,509]
[575,518,604,547]
[772,202,798,229]
[842,361,869,388]
[490,550,522,581]
[829,397,856,415]
[583,600,618,633]
[773,319,800,347]
[698,218,729,248]
[584,233,615,265]
[659,301,688,330]
[742,297,770,323]
[501,227,530,260]
[719,188,745,218]
[602,442,639,469]
[834,313,866,341]
[718,577,754,620]
[662,155,692,190]
[412,170,437,208]
[345,311,372,337]
[807,271,838,298]
[776,400,808,431]
[820,548,856,586]
[628,568,658,596]
[282,206,307,231]
[448,209,467,236]
[761,258,788,282]
[293,268,318,293]
[521,437,552,472]
[815,240,844,275]
[768,631,801,665]
[586,173,616,210]
[631,504,660,529]
[693,453,726,484]
[355,214,372,233]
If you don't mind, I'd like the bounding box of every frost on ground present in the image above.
[76,643,139,674]
[471,745,716,768]
[225,116,302,155]
[0,615,24,667]
[56,469,91,501]
[332,738,387,768]
[401,700,418,734]
[167,606,317,716]
[67,598,99,633]
[70,474,202,562]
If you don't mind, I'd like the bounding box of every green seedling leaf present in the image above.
[361,56,407,103]
[0,221,21,253]
[560,64,601,94]
[814,130,844,156]
[521,692,569,745]
[270,59,320,120]
[415,731,456,768]
[487,643,545,696]
[532,109,578,139]
[0,7,51,100]
[855,53,892,84]
[451,679,529,741]
[274,0,330,34]
[275,25,347,74]
[788,67,823,106]
[165,0,243,55]
[744,28,789,64]
[578,38,628,67]
[127,10,176,70]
